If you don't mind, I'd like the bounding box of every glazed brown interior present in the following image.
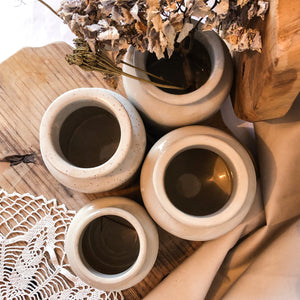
[80,215,140,275]
[59,106,120,168]
[146,39,212,94]
[164,148,233,216]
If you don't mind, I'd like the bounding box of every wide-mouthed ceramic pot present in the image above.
[122,30,233,131]
[65,197,159,291]
[40,88,146,193]
[140,126,256,241]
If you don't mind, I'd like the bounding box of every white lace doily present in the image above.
[0,189,123,300]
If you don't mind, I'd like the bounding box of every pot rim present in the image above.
[40,88,132,179]
[132,30,225,106]
[153,134,254,227]
[67,205,147,285]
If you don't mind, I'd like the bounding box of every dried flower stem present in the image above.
[75,58,184,90]
[37,0,58,17]
[67,39,184,90]
[121,61,176,85]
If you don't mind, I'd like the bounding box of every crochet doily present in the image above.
[0,189,123,300]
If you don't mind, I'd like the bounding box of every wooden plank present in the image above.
[0,42,202,299]
[233,0,300,122]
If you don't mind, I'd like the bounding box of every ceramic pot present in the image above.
[122,30,233,131]
[65,197,159,291]
[40,88,146,193]
[140,126,256,241]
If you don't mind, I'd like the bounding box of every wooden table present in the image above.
[0,42,203,299]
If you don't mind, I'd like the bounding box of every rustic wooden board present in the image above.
[233,0,300,122]
[0,42,202,299]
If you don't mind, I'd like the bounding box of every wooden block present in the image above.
[233,0,300,122]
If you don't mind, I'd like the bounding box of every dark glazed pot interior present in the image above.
[146,38,211,94]
[164,148,233,216]
[81,215,140,275]
[59,106,121,168]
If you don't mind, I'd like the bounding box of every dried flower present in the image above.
[38,0,269,87]
[56,0,268,58]
[66,38,185,89]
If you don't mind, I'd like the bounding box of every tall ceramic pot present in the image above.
[65,197,159,291]
[140,126,257,241]
[122,30,233,131]
[40,88,146,193]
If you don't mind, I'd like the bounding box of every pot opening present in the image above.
[164,148,233,216]
[59,106,121,168]
[146,38,211,95]
[80,215,140,275]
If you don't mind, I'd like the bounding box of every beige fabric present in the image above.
[145,95,300,300]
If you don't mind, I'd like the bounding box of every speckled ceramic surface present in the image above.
[40,88,146,193]
[65,197,159,291]
[140,126,257,241]
[122,31,233,130]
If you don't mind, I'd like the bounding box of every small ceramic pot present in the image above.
[65,197,159,291]
[140,126,256,241]
[122,30,233,131]
[40,88,146,193]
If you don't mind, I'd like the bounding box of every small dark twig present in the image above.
[0,153,36,166]
[175,0,185,13]
[14,0,26,8]
[211,0,221,10]
[36,0,59,17]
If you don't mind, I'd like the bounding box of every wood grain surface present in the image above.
[0,42,202,299]
[233,0,300,122]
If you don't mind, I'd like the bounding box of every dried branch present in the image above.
[66,39,184,90]
[36,0,269,88]
[37,0,59,17]
[0,153,36,166]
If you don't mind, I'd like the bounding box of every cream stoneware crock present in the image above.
[40,88,146,193]
[122,30,233,131]
[65,197,159,291]
[140,126,256,241]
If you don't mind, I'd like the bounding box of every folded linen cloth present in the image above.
[145,95,300,300]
